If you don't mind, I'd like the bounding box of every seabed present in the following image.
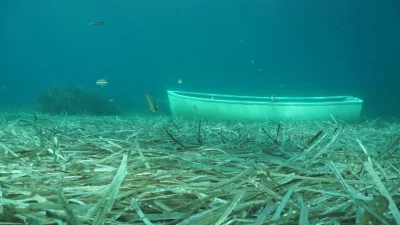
[0,111,399,224]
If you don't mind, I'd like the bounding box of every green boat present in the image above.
[167,90,363,123]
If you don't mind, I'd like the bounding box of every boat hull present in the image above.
[167,90,363,122]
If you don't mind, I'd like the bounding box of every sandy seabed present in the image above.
[0,111,399,225]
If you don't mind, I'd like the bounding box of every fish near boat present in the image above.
[144,92,158,112]
[88,21,105,26]
[167,90,364,123]
[96,79,108,87]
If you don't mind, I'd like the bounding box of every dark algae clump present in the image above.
[36,85,119,115]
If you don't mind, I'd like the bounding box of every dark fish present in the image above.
[88,21,105,26]
[144,93,157,112]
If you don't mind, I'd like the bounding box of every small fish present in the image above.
[88,21,105,26]
[177,79,183,84]
[144,92,158,112]
[96,78,108,87]
[269,96,276,103]
[193,105,197,112]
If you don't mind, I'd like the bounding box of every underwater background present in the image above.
[0,0,399,118]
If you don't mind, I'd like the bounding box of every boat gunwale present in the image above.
[167,90,363,106]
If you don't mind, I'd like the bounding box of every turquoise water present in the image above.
[1,0,399,118]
